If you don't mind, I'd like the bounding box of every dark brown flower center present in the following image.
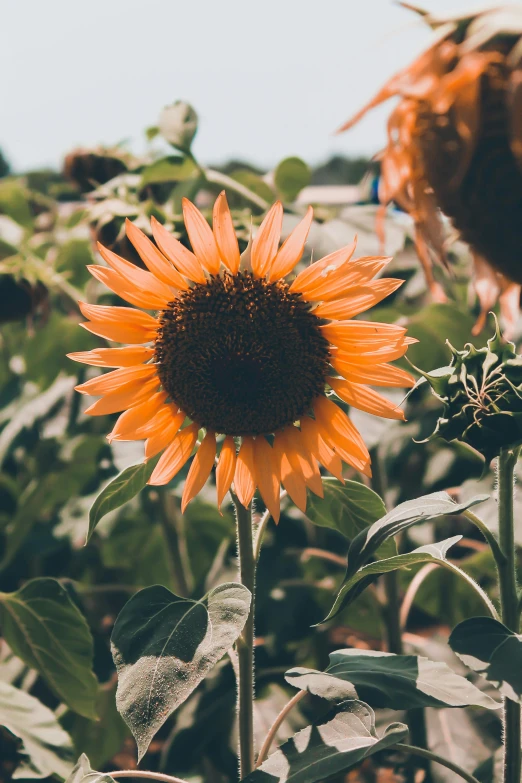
[155,271,330,435]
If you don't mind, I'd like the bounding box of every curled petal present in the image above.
[251,202,284,278]
[213,191,241,274]
[234,436,256,507]
[182,430,217,512]
[148,422,199,485]
[216,436,237,510]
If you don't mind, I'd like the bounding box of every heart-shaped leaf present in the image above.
[0,578,98,718]
[449,616,522,703]
[111,582,251,759]
[242,700,407,783]
[322,536,462,622]
[285,648,499,710]
[306,479,395,557]
[65,754,115,783]
[88,455,160,540]
[346,492,488,580]
[0,680,75,779]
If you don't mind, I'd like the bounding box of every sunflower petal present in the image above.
[234,436,256,507]
[216,436,237,510]
[97,243,175,302]
[300,416,344,483]
[251,202,284,278]
[144,410,186,459]
[330,340,411,366]
[75,364,158,395]
[330,359,415,388]
[273,432,308,513]
[182,198,221,274]
[253,436,281,523]
[213,191,241,274]
[148,422,199,485]
[289,241,357,294]
[313,395,369,462]
[330,377,405,420]
[269,207,313,281]
[181,430,217,512]
[67,346,154,368]
[79,302,158,329]
[280,426,323,496]
[84,377,161,415]
[150,216,207,284]
[108,391,168,442]
[125,219,189,290]
[312,278,403,319]
[87,265,170,310]
[299,256,391,302]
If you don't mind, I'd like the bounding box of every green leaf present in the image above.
[0,680,75,779]
[139,156,198,188]
[449,616,522,703]
[285,648,499,710]
[88,455,160,541]
[322,536,462,622]
[274,157,311,201]
[305,478,395,557]
[65,754,115,783]
[158,101,198,151]
[62,683,129,769]
[346,491,488,580]
[111,581,251,760]
[243,700,407,783]
[0,578,98,718]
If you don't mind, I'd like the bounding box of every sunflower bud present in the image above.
[158,101,198,152]
[420,317,522,463]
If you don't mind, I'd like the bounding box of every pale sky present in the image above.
[0,0,510,171]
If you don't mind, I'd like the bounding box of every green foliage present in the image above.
[244,701,408,783]
[88,455,160,541]
[0,680,75,779]
[274,157,311,201]
[111,582,251,759]
[450,616,522,704]
[0,578,98,718]
[286,648,499,709]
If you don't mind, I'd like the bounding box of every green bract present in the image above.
[419,318,522,463]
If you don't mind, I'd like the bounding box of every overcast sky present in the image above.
[1,0,509,172]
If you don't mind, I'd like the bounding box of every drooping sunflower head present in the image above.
[69,194,414,519]
[339,3,522,335]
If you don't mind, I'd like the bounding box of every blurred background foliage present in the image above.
[0,101,512,783]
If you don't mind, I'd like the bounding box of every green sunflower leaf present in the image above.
[0,578,98,719]
[88,454,160,541]
[449,616,522,703]
[111,582,251,760]
[242,700,407,783]
[285,648,499,710]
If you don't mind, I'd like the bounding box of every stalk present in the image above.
[497,447,521,783]
[233,496,256,778]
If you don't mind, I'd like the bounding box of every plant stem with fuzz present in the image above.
[497,447,521,783]
[233,495,256,778]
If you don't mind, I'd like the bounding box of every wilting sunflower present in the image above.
[68,194,414,520]
[339,3,522,334]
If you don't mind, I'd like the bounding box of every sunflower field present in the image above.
[2,5,522,783]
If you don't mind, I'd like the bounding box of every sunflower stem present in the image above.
[497,447,521,783]
[233,494,256,778]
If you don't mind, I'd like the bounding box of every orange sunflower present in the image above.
[69,194,414,521]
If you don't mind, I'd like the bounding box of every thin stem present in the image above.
[298,547,347,567]
[233,494,256,778]
[437,559,500,620]
[394,744,481,783]
[253,491,287,562]
[400,563,439,630]
[463,509,506,568]
[110,772,189,783]
[497,447,521,783]
[370,446,403,654]
[255,690,307,767]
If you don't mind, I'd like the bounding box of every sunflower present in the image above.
[339,3,522,335]
[68,194,414,520]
